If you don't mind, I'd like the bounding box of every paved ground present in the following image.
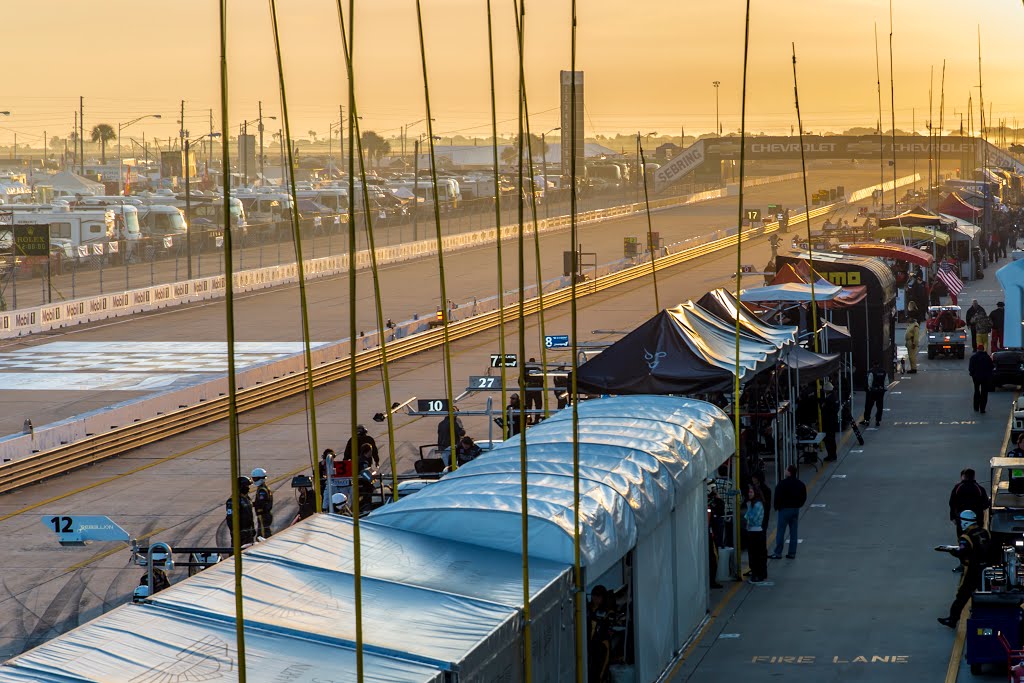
[0,164,880,438]
[672,268,1013,682]
[0,196,799,660]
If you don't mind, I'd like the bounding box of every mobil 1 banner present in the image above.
[699,135,977,161]
[13,224,49,256]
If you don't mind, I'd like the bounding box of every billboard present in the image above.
[559,70,584,177]
[698,135,978,161]
[653,140,705,193]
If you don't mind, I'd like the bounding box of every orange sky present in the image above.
[6,0,1024,147]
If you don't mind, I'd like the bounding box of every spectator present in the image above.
[974,311,992,353]
[947,468,991,571]
[904,317,921,374]
[991,302,1005,351]
[770,465,807,559]
[743,484,768,583]
[436,408,466,452]
[750,471,772,531]
[968,345,994,413]
[1009,434,1024,458]
[965,300,986,350]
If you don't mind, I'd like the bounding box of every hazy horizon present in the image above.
[6,0,1023,149]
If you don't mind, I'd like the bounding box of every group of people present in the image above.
[710,463,807,586]
[224,467,274,548]
[965,299,1006,353]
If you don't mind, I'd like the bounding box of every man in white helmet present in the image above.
[937,509,991,628]
[251,468,274,538]
[330,492,348,515]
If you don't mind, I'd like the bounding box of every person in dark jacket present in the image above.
[968,346,995,413]
[820,380,840,461]
[771,465,807,559]
[990,301,1006,352]
[436,409,466,452]
[948,468,990,544]
[860,361,888,427]
[343,425,380,468]
[965,300,986,350]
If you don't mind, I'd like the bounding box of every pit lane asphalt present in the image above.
[672,267,1010,682]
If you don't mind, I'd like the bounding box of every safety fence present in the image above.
[0,184,743,337]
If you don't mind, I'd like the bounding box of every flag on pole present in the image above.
[936,261,964,298]
[124,164,130,196]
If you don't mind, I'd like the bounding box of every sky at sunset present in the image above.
[6,0,1024,148]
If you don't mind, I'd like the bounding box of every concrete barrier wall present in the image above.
[0,180,779,338]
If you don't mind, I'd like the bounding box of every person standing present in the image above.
[938,510,992,628]
[770,465,807,559]
[904,317,921,374]
[712,465,736,548]
[251,467,274,538]
[344,425,380,468]
[968,345,995,413]
[225,476,256,549]
[750,471,772,532]
[523,358,544,423]
[990,302,1005,352]
[437,408,466,452]
[860,361,888,427]
[506,393,523,439]
[948,468,990,556]
[974,310,992,353]
[820,380,840,462]
[966,300,986,351]
[743,484,768,583]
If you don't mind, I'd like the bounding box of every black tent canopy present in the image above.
[575,305,781,396]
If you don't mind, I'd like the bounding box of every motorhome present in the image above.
[2,203,116,248]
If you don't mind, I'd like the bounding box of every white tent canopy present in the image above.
[740,281,842,303]
[32,170,104,197]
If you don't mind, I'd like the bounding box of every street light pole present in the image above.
[258,101,265,184]
[541,126,559,219]
[713,80,721,136]
[118,113,161,195]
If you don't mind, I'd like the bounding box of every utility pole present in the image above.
[43,130,47,170]
[79,96,84,175]
[338,104,344,170]
[258,100,265,184]
[72,111,77,170]
[209,108,214,169]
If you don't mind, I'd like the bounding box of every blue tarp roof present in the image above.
[371,396,733,579]
[0,516,573,682]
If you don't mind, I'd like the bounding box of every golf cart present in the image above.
[925,305,968,360]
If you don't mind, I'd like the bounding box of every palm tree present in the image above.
[90,124,116,164]
[308,130,318,143]
[360,130,390,168]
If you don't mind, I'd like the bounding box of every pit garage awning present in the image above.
[873,226,951,248]
[838,243,934,268]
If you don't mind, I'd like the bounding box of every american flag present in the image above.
[936,261,964,297]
